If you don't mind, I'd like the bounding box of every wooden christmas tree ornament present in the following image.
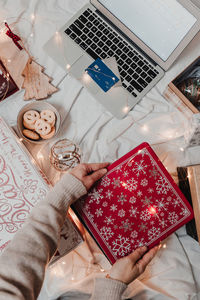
[22,59,58,100]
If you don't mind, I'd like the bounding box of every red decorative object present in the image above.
[0,60,19,101]
[5,22,23,50]
[72,143,193,264]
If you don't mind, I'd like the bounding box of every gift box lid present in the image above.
[72,142,194,264]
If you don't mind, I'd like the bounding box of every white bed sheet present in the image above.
[0,0,200,299]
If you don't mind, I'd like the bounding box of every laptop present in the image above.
[44,0,200,119]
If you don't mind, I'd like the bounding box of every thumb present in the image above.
[90,168,107,183]
[127,246,148,263]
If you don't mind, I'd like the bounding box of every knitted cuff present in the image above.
[91,277,127,300]
[47,173,87,210]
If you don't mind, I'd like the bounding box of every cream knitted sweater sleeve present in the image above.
[0,173,86,300]
[0,173,127,300]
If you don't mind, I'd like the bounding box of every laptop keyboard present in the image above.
[64,8,159,98]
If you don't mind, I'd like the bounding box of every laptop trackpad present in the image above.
[70,54,100,95]
[43,35,83,71]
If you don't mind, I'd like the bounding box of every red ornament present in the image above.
[5,22,23,50]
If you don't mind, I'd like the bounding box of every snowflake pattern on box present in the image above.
[73,143,193,264]
[0,118,48,252]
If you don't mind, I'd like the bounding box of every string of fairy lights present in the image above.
[46,54,189,281]
[0,14,193,160]
[51,29,193,164]
[42,28,197,285]
[0,13,197,286]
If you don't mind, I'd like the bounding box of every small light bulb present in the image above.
[71,276,75,281]
[31,14,35,21]
[121,182,127,187]
[163,244,166,248]
[62,261,66,265]
[66,64,71,70]
[7,59,11,63]
[30,33,34,37]
[142,125,148,132]
[100,268,105,272]
[112,77,115,81]
[55,31,59,35]
[123,105,130,113]
[149,206,157,215]
[37,153,43,160]
[180,147,184,152]
[82,72,91,83]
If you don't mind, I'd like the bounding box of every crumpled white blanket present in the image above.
[0,0,200,299]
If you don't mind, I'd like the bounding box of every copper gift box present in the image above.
[178,165,200,243]
[188,165,200,243]
[164,56,200,119]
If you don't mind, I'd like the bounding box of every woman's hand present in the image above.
[69,162,109,191]
[107,246,159,285]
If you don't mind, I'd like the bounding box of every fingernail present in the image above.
[141,246,148,251]
[101,168,107,174]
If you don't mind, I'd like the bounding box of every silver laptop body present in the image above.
[44,0,200,119]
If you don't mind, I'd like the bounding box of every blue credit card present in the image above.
[85,58,119,92]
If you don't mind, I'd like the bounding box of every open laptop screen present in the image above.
[97,0,197,61]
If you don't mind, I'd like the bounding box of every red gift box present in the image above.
[72,143,193,264]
